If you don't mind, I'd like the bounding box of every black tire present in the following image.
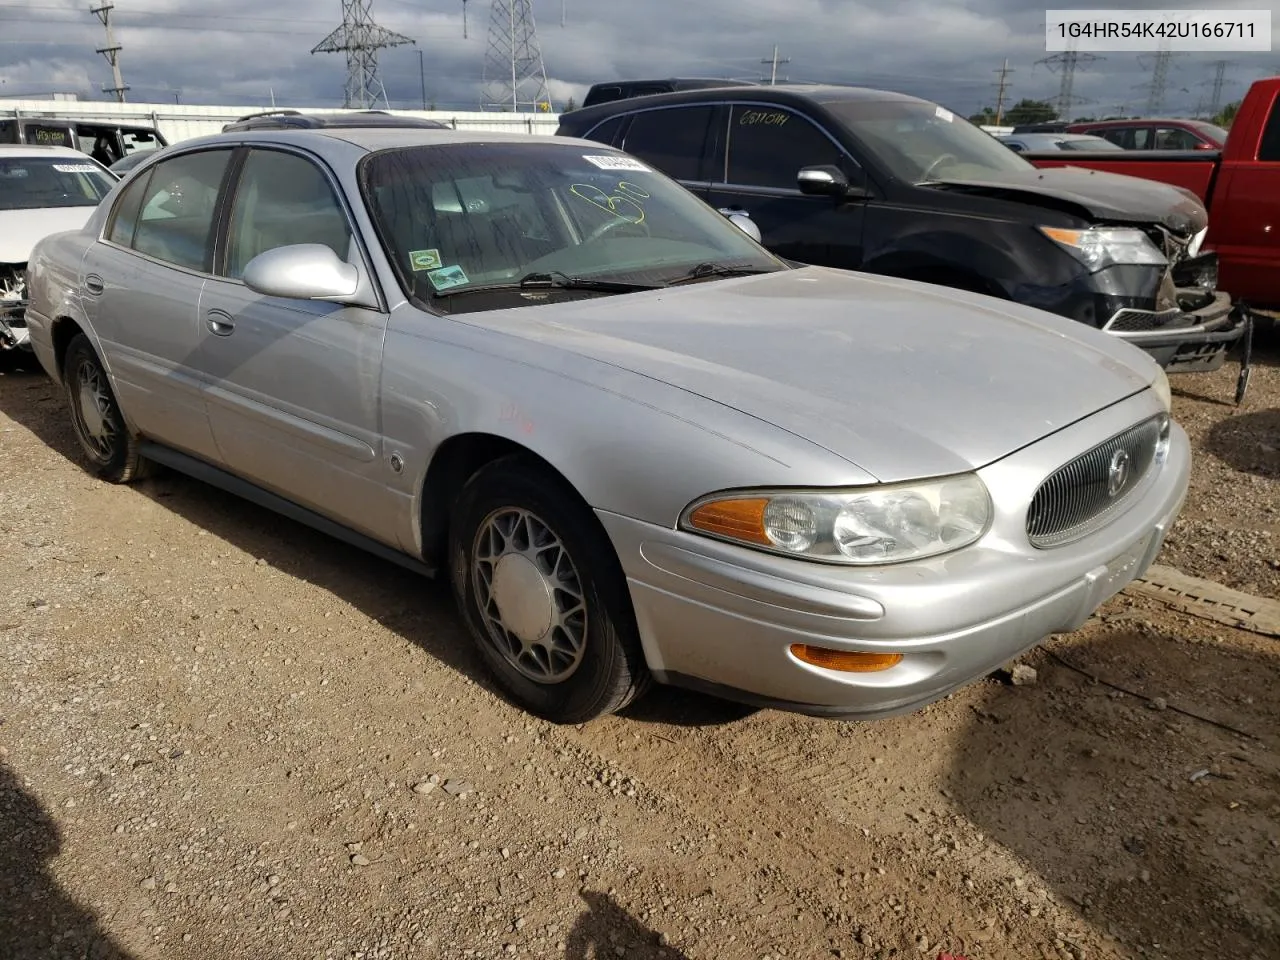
[62,332,150,484]
[448,455,651,724]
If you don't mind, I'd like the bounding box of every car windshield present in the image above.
[0,155,115,211]
[821,98,1034,182]
[360,141,784,308]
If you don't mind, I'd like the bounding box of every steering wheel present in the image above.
[920,153,958,181]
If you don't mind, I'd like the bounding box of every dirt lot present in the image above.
[1,338,1277,960]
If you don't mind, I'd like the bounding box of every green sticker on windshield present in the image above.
[409,248,442,272]
[427,265,469,290]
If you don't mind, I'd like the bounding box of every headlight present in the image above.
[680,474,992,565]
[1039,226,1167,271]
[1186,226,1208,258]
[1151,367,1172,412]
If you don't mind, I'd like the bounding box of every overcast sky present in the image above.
[0,0,1276,119]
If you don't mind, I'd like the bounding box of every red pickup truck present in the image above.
[1022,76,1280,312]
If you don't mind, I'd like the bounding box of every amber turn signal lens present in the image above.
[789,644,904,673]
[687,498,772,545]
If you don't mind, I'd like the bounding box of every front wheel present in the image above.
[63,332,150,484]
[448,456,651,723]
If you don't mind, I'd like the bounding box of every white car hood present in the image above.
[0,206,97,263]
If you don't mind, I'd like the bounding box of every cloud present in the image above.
[0,0,1275,119]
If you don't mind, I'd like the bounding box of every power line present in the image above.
[311,0,414,110]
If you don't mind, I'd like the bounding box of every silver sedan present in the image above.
[23,125,1190,723]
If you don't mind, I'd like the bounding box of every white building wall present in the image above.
[0,99,563,144]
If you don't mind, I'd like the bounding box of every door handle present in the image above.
[205,310,235,337]
[84,274,104,296]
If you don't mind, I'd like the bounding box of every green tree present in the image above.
[968,106,997,125]
[1003,99,1058,125]
[562,96,578,113]
[1212,100,1240,128]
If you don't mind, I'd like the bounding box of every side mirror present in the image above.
[797,165,866,199]
[242,244,360,302]
[726,212,762,243]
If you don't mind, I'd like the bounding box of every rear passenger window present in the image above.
[106,167,152,246]
[1154,127,1199,150]
[620,106,713,182]
[224,149,352,280]
[126,149,232,271]
[726,105,846,190]
[1259,96,1280,162]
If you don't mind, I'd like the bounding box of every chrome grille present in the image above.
[1027,415,1168,548]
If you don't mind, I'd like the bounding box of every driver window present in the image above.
[224,149,353,280]
[725,105,846,190]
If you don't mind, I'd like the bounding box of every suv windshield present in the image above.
[0,155,115,211]
[822,98,1034,182]
[360,142,784,308]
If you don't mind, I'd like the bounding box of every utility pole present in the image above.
[760,45,790,85]
[481,0,550,112]
[312,0,415,110]
[90,3,128,102]
[419,49,427,110]
[462,0,468,39]
[1036,39,1102,120]
[992,58,1013,124]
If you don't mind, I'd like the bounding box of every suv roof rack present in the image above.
[221,110,449,133]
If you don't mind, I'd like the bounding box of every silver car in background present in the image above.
[23,125,1190,724]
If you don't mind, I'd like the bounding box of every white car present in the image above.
[0,144,116,353]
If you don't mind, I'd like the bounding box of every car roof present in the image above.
[164,127,613,155]
[0,143,95,159]
[220,109,450,133]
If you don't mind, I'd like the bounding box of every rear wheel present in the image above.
[448,456,651,723]
[63,333,150,484]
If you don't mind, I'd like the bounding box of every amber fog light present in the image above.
[789,644,903,673]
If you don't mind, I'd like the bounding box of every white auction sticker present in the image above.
[52,163,99,173]
[934,106,955,123]
[1046,9,1272,51]
[582,155,652,172]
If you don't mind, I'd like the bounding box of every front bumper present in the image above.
[598,391,1190,719]
[0,299,31,351]
[1102,287,1245,374]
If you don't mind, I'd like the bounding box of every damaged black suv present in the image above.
[557,84,1246,373]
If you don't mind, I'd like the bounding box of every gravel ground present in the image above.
[1,336,1277,960]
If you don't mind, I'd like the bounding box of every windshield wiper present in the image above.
[428,270,660,299]
[664,262,776,286]
[517,271,662,292]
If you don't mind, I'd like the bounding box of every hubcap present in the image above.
[472,507,587,683]
[71,358,117,461]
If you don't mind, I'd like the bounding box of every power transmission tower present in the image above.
[1136,41,1182,115]
[761,45,790,85]
[312,0,415,110]
[480,0,551,112]
[1036,40,1103,120]
[992,58,1013,124]
[1199,59,1236,117]
[90,3,128,102]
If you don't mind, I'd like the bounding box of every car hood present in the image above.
[0,206,97,263]
[925,166,1207,236]
[461,267,1156,483]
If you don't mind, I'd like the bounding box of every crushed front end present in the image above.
[1087,224,1245,373]
[0,262,31,353]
